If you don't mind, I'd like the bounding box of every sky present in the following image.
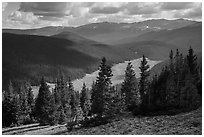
[2,2,202,29]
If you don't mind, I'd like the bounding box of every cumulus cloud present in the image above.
[19,2,69,17]
[3,2,202,29]
[90,6,121,14]
[161,2,194,10]
[124,2,161,15]
[2,2,8,11]
[173,5,202,19]
[9,11,39,24]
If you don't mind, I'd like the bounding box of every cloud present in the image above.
[124,2,161,15]
[90,6,121,14]
[19,2,69,17]
[173,5,202,19]
[9,11,39,24]
[3,2,202,29]
[161,2,194,10]
[2,2,8,11]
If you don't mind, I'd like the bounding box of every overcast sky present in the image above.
[2,2,202,29]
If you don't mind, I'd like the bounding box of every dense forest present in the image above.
[2,47,202,130]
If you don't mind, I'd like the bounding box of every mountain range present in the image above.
[2,19,202,90]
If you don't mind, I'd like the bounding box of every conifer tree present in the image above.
[121,62,138,111]
[166,75,178,107]
[169,50,174,72]
[27,86,34,120]
[19,83,30,124]
[180,70,200,109]
[187,46,198,75]
[35,77,56,125]
[91,57,113,118]
[58,106,66,124]
[80,83,91,118]
[139,55,150,108]
[2,81,20,126]
[70,91,78,122]
[53,78,62,106]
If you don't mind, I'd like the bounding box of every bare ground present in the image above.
[2,107,202,135]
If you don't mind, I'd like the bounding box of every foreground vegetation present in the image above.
[2,107,201,135]
[2,47,202,135]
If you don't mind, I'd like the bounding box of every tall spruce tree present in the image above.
[139,55,150,108]
[121,62,138,111]
[27,86,34,121]
[35,77,56,125]
[2,81,20,127]
[180,70,200,109]
[187,46,198,75]
[80,83,91,118]
[91,57,113,118]
[68,79,78,122]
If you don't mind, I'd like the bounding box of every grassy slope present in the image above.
[2,107,202,135]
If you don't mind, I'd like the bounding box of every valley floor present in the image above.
[2,107,202,135]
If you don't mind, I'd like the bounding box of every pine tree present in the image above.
[68,79,78,122]
[166,75,178,107]
[180,70,200,109]
[2,81,20,127]
[91,57,113,118]
[187,46,198,75]
[80,83,91,119]
[70,91,78,122]
[121,62,138,111]
[53,78,62,106]
[139,55,150,108]
[169,50,174,72]
[27,86,34,120]
[58,106,66,124]
[19,83,31,124]
[35,77,56,125]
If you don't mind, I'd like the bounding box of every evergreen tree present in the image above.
[169,49,173,60]
[187,46,198,75]
[169,50,174,72]
[166,75,178,107]
[70,91,78,122]
[19,83,31,124]
[80,83,91,119]
[180,71,200,109]
[35,77,56,125]
[68,79,78,122]
[2,81,20,127]
[139,55,150,108]
[121,62,138,111]
[58,106,66,124]
[53,78,62,106]
[27,86,34,120]
[91,57,113,118]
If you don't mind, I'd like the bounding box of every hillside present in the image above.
[71,19,197,45]
[115,23,202,60]
[2,26,74,36]
[3,19,197,45]
[2,33,96,89]
[52,31,136,62]
[2,107,202,135]
[2,32,136,90]
[149,52,202,79]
